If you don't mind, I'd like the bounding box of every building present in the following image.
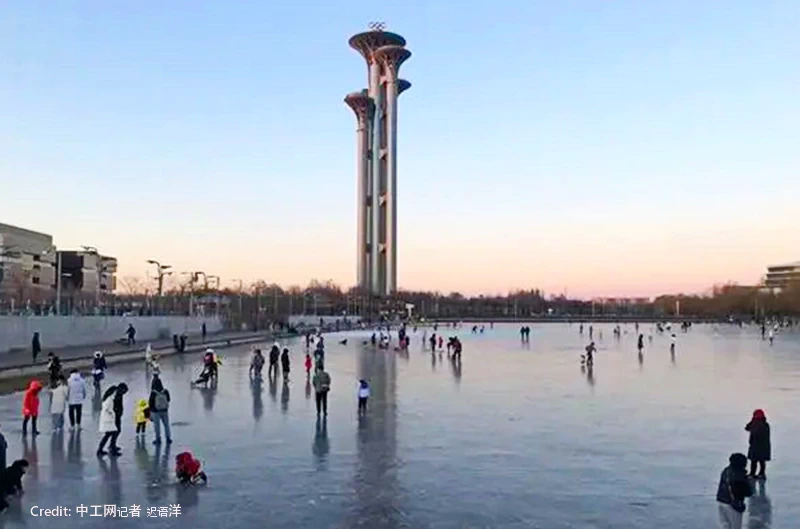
[764,261,800,290]
[345,26,412,295]
[58,250,118,298]
[0,222,56,302]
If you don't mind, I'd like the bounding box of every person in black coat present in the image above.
[280,348,290,382]
[0,459,30,512]
[745,409,771,479]
[31,333,41,363]
[716,452,753,527]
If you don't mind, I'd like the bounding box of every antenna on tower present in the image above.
[368,21,386,32]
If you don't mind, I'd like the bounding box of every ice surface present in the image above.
[0,323,794,528]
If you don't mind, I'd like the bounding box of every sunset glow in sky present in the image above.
[1,1,798,298]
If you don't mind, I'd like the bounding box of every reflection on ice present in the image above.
[0,323,796,528]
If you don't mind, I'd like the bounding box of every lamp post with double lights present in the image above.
[208,275,221,318]
[147,260,172,314]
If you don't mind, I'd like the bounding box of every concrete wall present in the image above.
[0,315,222,354]
[288,315,360,328]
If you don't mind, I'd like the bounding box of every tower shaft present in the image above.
[347,29,411,297]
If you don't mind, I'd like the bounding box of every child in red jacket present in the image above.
[175,452,207,485]
[22,380,44,436]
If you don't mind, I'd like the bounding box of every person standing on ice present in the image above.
[268,343,280,379]
[281,348,291,383]
[312,366,331,417]
[716,452,752,529]
[745,409,771,480]
[637,334,644,354]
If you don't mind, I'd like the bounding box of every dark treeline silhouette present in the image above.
[5,278,798,324]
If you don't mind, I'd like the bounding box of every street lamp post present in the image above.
[146,260,172,297]
[208,275,221,318]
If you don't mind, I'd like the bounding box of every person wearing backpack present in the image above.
[312,366,331,417]
[148,376,172,445]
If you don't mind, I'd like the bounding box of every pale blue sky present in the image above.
[1,1,798,297]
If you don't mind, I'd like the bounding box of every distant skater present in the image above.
[767,329,774,346]
[637,334,644,354]
[745,409,771,480]
[582,342,596,366]
[312,367,331,417]
[304,352,312,378]
[126,324,137,346]
[429,333,436,353]
[670,334,676,355]
[281,348,291,383]
[589,326,593,340]
[268,343,280,379]
[31,332,41,364]
[357,379,370,416]
[249,349,265,379]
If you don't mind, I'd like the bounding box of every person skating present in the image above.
[312,367,331,417]
[22,380,43,436]
[281,348,291,383]
[49,375,68,431]
[583,342,596,366]
[304,352,312,378]
[268,343,280,379]
[31,332,41,364]
[46,352,62,388]
[250,349,265,379]
[716,452,753,529]
[357,379,370,415]
[149,377,173,445]
[97,383,128,457]
[314,343,325,371]
[637,334,644,354]
[126,324,137,346]
[92,351,107,388]
[745,409,771,480]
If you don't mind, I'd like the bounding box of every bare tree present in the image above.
[119,276,146,296]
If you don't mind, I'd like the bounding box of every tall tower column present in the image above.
[375,46,411,295]
[345,91,373,291]
[348,28,411,296]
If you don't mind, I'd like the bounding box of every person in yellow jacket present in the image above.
[134,399,150,437]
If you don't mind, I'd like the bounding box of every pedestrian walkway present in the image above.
[0,329,269,372]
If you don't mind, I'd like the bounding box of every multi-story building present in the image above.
[0,223,118,306]
[764,261,800,291]
[0,223,56,301]
[59,250,118,297]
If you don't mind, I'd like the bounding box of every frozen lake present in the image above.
[0,323,796,528]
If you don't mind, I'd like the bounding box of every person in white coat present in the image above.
[97,387,117,456]
[66,369,87,430]
[97,383,127,457]
[49,375,68,431]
